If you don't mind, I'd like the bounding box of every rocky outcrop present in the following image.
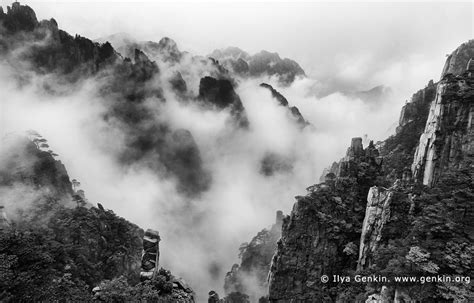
[260,83,289,106]
[140,229,161,280]
[269,139,382,302]
[249,51,305,84]
[412,62,474,186]
[378,80,438,183]
[198,76,249,127]
[259,83,308,127]
[442,39,474,77]
[161,129,212,196]
[113,37,184,63]
[0,1,37,32]
[0,2,118,77]
[0,134,198,302]
[269,42,474,303]
[0,134,73,198]
[397,80,437,132]
[319,138,381,181]
[357,185,394,270]
[268,195,346,301]
[223,211,284,301]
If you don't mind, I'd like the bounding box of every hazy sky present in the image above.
[1,1,473,300]
[2,0,472,93]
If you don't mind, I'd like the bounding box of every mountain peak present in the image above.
[0,1,38,32]
[209,47,305,84]
[441,39,474,77]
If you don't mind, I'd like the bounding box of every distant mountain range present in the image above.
[1,2,473,303]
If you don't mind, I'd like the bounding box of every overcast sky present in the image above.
[1,1,472,299]
[2,0,472,94]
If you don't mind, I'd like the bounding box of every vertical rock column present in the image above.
[412,62,474,186]
[357,186,393,271]
[140,229,161,280]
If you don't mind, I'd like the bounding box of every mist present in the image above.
[1,1,472,301]
[15,0,473,94]
[1,55,413,300]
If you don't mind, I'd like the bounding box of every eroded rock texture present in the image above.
[223,211,284,301]
[357,185,394,271]
[268,44,474,302]
[268,138,382,302]
[140,229,161,280]
[412,65,474,186]
[442,39,474,77]
[397,80,437,132]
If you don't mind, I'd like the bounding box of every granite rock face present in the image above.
[412,64,474,186]
[223,211,284,301]
[320,138,381,181]
[357,185,394,271]
[268,42,474,302]
[397,80,437,132]
[268,138,382,302]
[442,39,474,77]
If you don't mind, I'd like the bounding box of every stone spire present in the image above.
[275,210,284,228]
[140,229,161,280]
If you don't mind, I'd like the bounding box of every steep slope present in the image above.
[198,76,249,128]
[0,135,143,300]
[0,134,196,302]
[268,138,382,302]
[1,2,261,197]
[267,43,474,302]
[442,40,474,77]
[259,83,308,127]
[412,66,474,186]
[221,211,284,302]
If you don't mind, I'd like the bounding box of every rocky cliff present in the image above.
[412,66,474,186]
[198,76,249,128]
[442,40,474,77]
[268,137,382,302]
[267,43,474,302]
[220,211,284,302]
